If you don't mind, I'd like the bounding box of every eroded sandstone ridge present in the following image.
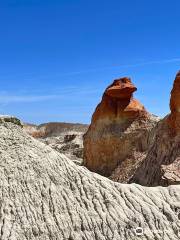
[0,116,180,239]
[131,71,180,186]
[83,77,159,179]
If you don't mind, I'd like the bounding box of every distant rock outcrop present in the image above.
[83,77,159,178]
[24,122,88,164]
[131,71,180,186]
[24,122,88,138]
[0,116,180,239]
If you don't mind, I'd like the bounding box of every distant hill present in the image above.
[24,122,88,138]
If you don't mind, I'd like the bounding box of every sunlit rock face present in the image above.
[83,77,158,178]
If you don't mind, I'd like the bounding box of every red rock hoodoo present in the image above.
[83,77,158,178]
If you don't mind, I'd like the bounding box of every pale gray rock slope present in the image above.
[0,117,180,240]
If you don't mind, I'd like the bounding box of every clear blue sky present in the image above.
[0,0,180,124]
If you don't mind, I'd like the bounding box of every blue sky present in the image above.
[0,0,180,124]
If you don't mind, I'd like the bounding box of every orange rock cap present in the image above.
[105,77,137,99]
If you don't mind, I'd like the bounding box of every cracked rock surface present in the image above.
[0,119,180,239]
